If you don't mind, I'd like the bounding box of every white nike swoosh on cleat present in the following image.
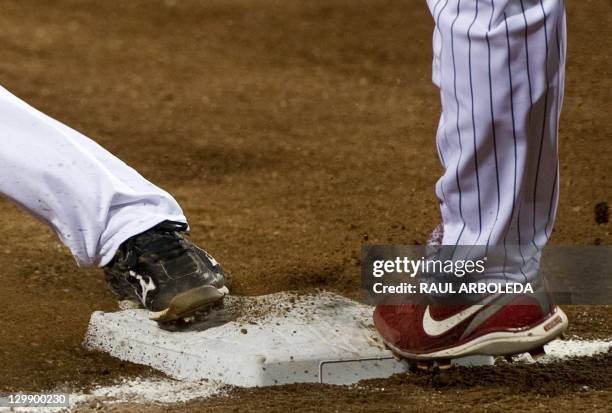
[422,305,484,337]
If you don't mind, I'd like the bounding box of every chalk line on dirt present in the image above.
[523,338,612,364]
[0,377,226,412]
[1,338,610,412]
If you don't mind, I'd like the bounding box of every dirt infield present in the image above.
[0,0,610,411]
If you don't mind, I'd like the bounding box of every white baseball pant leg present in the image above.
[0,86,186,267]
[428,0,566,280]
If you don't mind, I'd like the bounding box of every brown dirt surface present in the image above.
[0,0,610,411]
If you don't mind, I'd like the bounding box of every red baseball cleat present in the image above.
[374,294,568,364]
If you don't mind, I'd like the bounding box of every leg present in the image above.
[0,86,227,319]
[430,0,566,280]
[0,85,186,267]
[373,0,568,363]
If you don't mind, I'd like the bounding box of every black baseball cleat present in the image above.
[103,220,228,323]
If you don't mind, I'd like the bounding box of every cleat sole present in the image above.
[384,343,402,361]
[149,285,227,323]
[528,346,546,360]
[416,360,434,371]
[437,359,452,370]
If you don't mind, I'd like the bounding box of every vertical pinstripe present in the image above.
[519,0,536,252]
[546,0,565,239]
[503,12,526,279]
[432,0,449,225]
[426,0,566,281]
[484,0,501,253]
[531,0,550,250]
[450,0,467,248]
[467,0,483,244]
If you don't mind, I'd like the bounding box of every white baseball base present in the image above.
[84,292,493,387]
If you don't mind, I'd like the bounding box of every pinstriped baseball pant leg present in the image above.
[428,0,566,280]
